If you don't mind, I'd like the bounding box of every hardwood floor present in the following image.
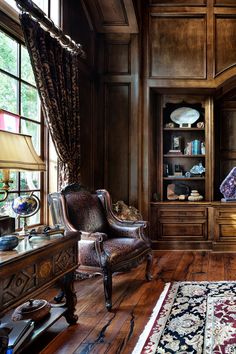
[24,251,236,353]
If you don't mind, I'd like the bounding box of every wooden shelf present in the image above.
[164,154,205,158]
[163,128,205,131]
[19,307,67,351]
[163,177,205,180]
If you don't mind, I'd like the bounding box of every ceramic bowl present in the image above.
[0,235,19,251]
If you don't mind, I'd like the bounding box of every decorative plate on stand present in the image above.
[170,107,200,127]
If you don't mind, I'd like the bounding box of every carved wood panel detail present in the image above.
[38,259,53,284]
[0,265,36,307]
[149,15,206,79]
[215,16,236,76]
[54,247,77,275]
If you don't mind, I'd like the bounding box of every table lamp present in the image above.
[0,130,46,235]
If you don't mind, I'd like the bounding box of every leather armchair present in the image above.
[48,184,153,310]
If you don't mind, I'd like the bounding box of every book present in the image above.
[0,320,34,353]
[191,139,201,155]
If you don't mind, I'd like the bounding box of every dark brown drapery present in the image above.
[20,13,81,188]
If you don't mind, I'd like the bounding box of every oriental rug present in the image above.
[132,281,236,354]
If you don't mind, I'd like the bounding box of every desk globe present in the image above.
[12,193,40,236]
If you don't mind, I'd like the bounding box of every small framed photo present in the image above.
[172,136,183,151]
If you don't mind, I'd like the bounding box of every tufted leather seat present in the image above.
[48,184,153,310]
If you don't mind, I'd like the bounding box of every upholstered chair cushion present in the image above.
[64,191,109,233]
[79,237,149,267]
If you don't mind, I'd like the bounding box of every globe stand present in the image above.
[12,193,40,239]
[17,215,30,237]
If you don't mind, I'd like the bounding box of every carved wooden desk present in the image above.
[0,231,79,348]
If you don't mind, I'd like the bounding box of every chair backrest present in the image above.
[63,190,108,233]
[48,184,109,233]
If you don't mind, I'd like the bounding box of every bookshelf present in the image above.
[161,100,206,201]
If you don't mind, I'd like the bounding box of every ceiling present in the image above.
[81,0,138,33]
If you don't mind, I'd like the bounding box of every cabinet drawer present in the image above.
[158,207,206,218]
[215,209,236,220]
[219,224,236,238]
[159,219,207,239]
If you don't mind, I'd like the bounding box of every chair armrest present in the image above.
[96,189,148,240]
[80,231,108,242]
[79,231,108,268]
[108,221,150,242]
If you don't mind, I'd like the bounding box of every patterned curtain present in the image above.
[20,13,81,189]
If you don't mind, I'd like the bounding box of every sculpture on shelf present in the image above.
[220,167,236,201]
[167,183,190,201]
[190,162,205,176]
[188,190,203,201]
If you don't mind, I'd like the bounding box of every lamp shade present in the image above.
[0,130,46,171]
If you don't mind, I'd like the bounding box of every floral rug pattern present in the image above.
[132,281,236,354]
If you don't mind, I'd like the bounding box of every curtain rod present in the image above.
[15,0,85,57]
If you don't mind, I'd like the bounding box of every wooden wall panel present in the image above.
[82,0,138,33]
[220,110,236,151]
[96,0,127,24]
[215,0,236,6]
[79,76,95,190]
[104,35,130,74]
[149,15,206,78]
[215,16,236,76]
[104,84,130,202]
[149,0,206,5]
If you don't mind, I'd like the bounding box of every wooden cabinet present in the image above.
[150,202,211,250]
[212,203,236,251]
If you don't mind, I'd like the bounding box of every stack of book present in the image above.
[0,319,34,353]
[191,140,201,155]
[167,149,183,155]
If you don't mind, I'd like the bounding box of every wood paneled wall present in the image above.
[62,0,236,217]
[147,2,236,86]
[149,15,206,79]
[97,33,140,205]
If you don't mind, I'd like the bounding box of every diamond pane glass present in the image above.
[21,46,35,85]
[0,192,18,217]
[0,29,18,76]
[20,171,40,191]
[0,72,18,114]
[21,83,40,121]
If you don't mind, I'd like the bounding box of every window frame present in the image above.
[0,1,61,229]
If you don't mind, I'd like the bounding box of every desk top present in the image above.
[0,230,79,266]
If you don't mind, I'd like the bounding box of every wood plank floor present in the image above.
[24,251,236,353]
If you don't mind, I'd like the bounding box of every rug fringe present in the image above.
[131,282,171,354]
